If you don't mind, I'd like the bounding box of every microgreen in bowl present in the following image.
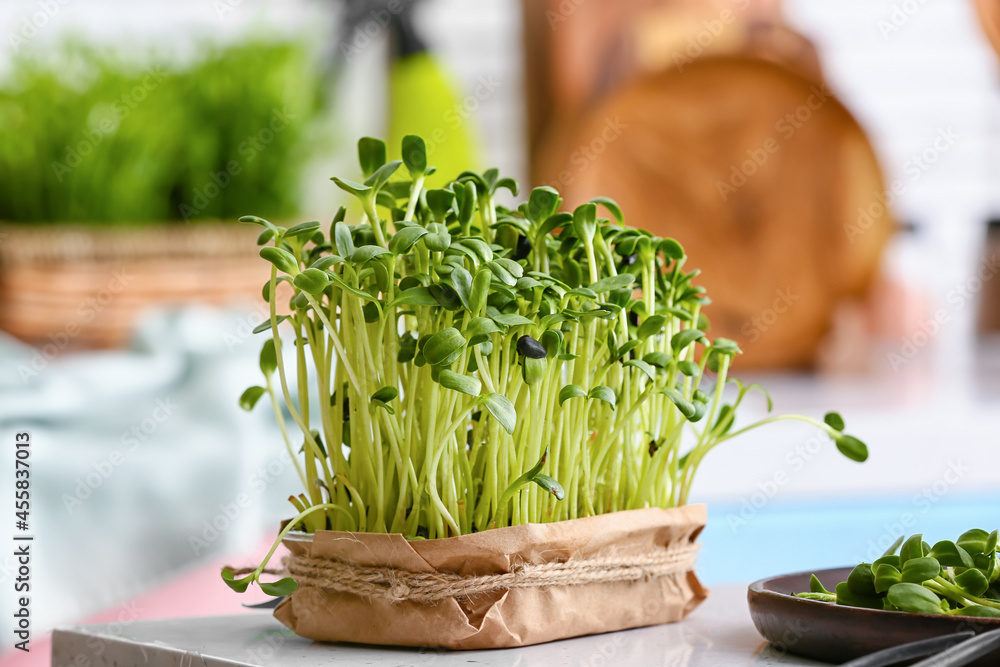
[797,530,1000,617]
[223,135,869,596]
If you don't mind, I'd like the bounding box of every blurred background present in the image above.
[1,0,999,662]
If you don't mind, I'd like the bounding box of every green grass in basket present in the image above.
[224,135,870,598]
[0,38,323,225]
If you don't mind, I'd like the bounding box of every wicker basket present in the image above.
[0,223,269,349]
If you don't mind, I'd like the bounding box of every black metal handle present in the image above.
[910,628,1000,667]
[839,632,974,667]
[242,596,285,610]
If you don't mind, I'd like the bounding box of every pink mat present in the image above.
[1,544,282,667]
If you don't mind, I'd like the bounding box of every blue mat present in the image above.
[698,493,1000,584]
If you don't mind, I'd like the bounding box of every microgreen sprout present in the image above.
[797,530,1000,617]
[224,135,869,595]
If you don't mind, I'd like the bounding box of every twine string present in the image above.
[281,543,699,603]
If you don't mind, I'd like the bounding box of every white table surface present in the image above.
[51,583,833,666]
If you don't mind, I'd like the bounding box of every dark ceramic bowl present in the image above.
[748,567,1000,665]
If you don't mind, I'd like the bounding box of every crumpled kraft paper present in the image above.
[273,504,707,649]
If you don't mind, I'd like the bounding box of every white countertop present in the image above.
[51,584,831,667]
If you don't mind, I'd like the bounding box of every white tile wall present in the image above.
[787,0,1000,215]
[783,0,1000,386]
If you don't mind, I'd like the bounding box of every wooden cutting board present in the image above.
[535,56,892,369]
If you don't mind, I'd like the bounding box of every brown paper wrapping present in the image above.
[273,504,707,649]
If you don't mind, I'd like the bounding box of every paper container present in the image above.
[273,504,707,649]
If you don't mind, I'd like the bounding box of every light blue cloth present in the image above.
[0,306,300,647]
